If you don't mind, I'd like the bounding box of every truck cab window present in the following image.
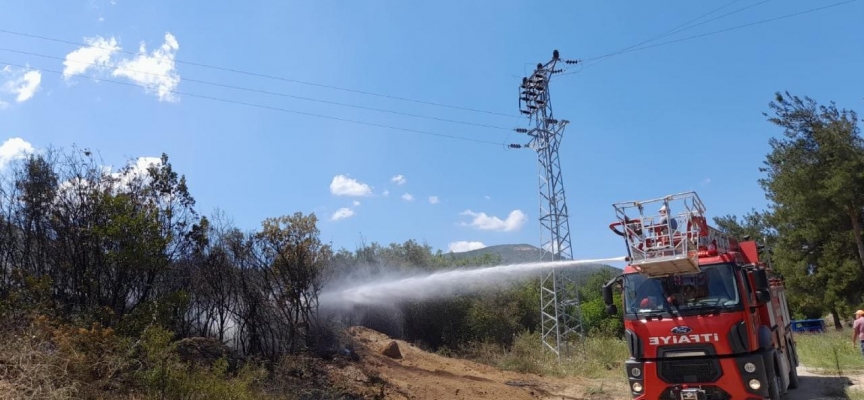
[623,263,741,317]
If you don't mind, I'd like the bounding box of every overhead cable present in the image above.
[0,47,512,131]
[0,61,504,146]
[0,28,518,119]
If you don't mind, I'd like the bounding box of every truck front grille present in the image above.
[661,386,730,400]
[658,358,721,383]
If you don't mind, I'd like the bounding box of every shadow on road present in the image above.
[789,375,854,400]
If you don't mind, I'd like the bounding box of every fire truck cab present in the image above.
[601,192,798,400]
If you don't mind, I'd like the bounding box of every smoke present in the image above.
[318,256,626,310]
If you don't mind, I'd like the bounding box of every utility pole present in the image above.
[509,50,583,359]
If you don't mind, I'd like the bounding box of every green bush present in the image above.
[137,325,268,400]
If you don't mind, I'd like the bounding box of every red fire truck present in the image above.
[601,192,799,400]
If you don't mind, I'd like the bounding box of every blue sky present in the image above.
[0,0,861,265]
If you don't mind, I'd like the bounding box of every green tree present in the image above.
[254,212,333,354]
[758,92,864,328]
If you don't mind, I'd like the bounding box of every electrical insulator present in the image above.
[565,59,579,65]
[520,110,531,115]
[514,128,528,133]
[508,144,522,149]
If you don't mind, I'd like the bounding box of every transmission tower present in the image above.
[509,50,583,359]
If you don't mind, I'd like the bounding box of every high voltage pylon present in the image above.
[509,50,583,359]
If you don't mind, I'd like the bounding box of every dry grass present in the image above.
[795,329,864,375]
[0,315,274,400]
[794,328,864,400]
[0,325,79,399]
[461,331,629,379]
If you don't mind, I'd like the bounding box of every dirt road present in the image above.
[787,366,863,400]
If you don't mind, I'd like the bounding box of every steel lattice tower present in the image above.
[509,50,583,358]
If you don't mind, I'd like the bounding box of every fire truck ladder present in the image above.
[610,192,732,277]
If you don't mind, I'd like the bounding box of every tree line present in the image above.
[0,145,622,365]
[713,92,864,328]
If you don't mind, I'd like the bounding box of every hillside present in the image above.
[447,243,622,271]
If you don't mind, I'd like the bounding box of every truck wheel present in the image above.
[787,341,799,389]
[768,375,782,400]
[788,357,799,389]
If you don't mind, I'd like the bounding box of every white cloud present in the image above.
[61,33,181,102]
[331,207,354,221]
[382,190,390,197]
[330,174,372,197]
[485,195,492,200]
[112,156,161,187]
[111,32,181,102]
[460,209,527,232]
[1,66,42,104]
[702,178,711,185]
[391,174,406,185]
[428,196,439,204]
[401,193,414,201]
[353,200,361,206]
[54,156,164,206]
[62,36,120,79]
[448,241,486,253]
[542,241,563,255]
[0,137,35,169]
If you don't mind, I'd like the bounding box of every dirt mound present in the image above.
[338,326,626,400]
[381,341,402,359]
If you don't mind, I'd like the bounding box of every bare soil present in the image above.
[335,326,628,400]
[332,326,864,400]
[789,366,863,400]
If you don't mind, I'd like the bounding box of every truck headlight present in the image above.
[632,382,643,392]
[630,367,641,377]
[744,362,756,373]
[748,379,761,390]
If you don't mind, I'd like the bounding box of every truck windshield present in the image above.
[622,263,741,317]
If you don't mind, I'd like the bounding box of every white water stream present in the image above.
[318,256,626,309]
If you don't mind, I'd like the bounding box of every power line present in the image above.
[561,0,859,77]
[0,47,512,132]
[581,0,764,69]
[0,28,518,119]
[0,61,504,146]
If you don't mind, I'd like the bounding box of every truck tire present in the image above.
[787,339,799,389]
[768,375,782,400]
[787,355,799,389]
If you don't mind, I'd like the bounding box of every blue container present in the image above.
[790,319,825,333]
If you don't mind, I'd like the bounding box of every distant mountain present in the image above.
[446,243,622,273]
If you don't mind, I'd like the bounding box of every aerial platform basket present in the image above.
[609,192,728,278]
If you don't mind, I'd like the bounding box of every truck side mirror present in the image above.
[753,269,769,291]
[602,277,619,315]
[603,283,614,305]
[753,269,771,304]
